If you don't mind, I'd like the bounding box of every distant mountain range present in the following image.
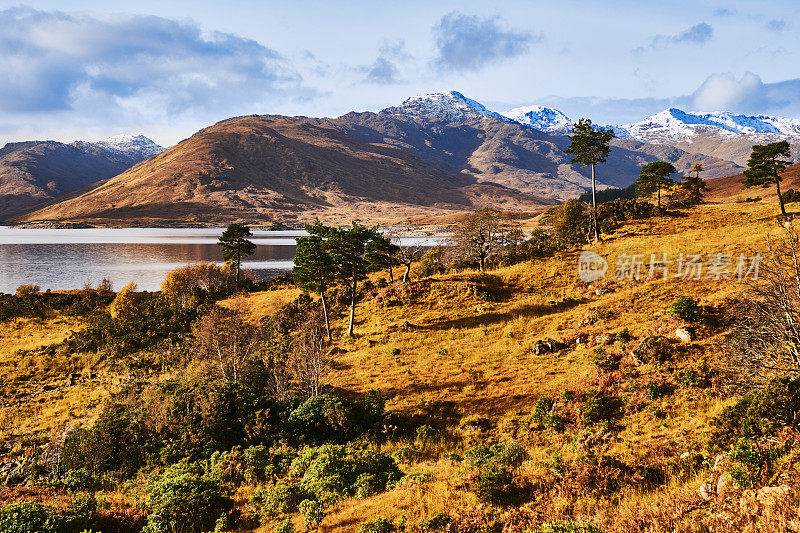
[7,90,800,225]
[0,135,163,217]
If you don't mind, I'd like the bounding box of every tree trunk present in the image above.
[236,243,241,291]
[347,279,357,336]
[777,178,788,216]
[320,291,331,341]
[403,263,411,283]
[657,187,661,209]
[388,263,394,283]
[479,254,485,272]
[591,163,599,244]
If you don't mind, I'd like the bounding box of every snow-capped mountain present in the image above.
[94,134,164,160]
[501,105,574,135]
[387,91,507,122]
[617,108,800,143]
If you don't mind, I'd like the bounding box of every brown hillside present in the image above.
[705,162,800,204]
[0,141,150,220]
[21,115,551,226]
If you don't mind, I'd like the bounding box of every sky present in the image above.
[1,0,800,147]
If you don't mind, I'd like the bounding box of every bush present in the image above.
[251,481,312,518]
[15,284,40,297]
[142,460,232,533]
[710,378,800,449]
[60,468,100,492]
[729,437,781,488]
[464,441,528,505]
[298,499,325,530]
[782,188,800,203]
[670,296,699,321]
[420,512,451,531]
[592,347,619,372]
[581,390,620,425]
[0,496,96,533]
[553,200,590,246]
[358,517,395,533]
[275,518,294,533]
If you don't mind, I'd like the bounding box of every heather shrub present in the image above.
[358,517,395,533]
[142,460,232,533]
[670,296,700,321]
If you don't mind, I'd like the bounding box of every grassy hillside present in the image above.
[1,199,799,532]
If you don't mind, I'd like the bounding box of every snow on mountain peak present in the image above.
[391,91,504,122]
[501,105,574,134]
[617,108,800,142]
[95,134,164,159]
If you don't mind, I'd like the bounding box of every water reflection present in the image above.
[0,227,443,293]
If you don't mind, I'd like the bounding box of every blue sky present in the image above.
[1,0,800,147]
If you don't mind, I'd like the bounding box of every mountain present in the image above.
[615,108,800,166]
[0,135,164,219]
[20,115,550,226]
[500,105,574,135]
[386,90,507,122]
[18,92,767,226]
[333,92,742,199]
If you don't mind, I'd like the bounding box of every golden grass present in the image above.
[6,200,797,530]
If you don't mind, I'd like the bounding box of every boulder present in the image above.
[675,327,696,343]
[713,452,729,473]
[698,482,714,501]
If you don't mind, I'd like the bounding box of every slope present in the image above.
[21,115,550,226]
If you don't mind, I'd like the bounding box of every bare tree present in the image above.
[293,310,330,397]
[196,298,259,383]
[725,229,798,386]
[450,209,523,272]
[260,317,295,400]
[389,226,426,283]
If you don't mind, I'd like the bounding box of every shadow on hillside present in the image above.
[418,298,583,331]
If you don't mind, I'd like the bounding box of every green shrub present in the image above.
[591,347,619,372]
[251,481,311,518]
[298,499,325,529]
[358,517,395,533]
[390,446,419,463]
[60,468,100,492]
[275,518,294,533]
[581,390,620,425]
[530,397,554,427]
[0,496,96,533]
[142,460,232,533]
[729,438,781,488]
[419,512,451,531]
[614,328,631,343]
[710,378,800,449]
[670,296,699,321]
[473,461,515,504]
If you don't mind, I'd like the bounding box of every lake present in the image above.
[0,227,442,294]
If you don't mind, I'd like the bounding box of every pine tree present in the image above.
[743,141,792,216]
[217,223,256,290]
[682,163,708,205]
[564,118,615,244]
[293,220,337,340]
[637,161,676,208]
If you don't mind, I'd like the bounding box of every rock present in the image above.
[400,321,415,330]
[713,452,729,473]
[531,338,566,355]
[593,334,612,346]
[757,484,792,507]
[680,451,691,461]
[675,327,696,343]
[698,482,714,501]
